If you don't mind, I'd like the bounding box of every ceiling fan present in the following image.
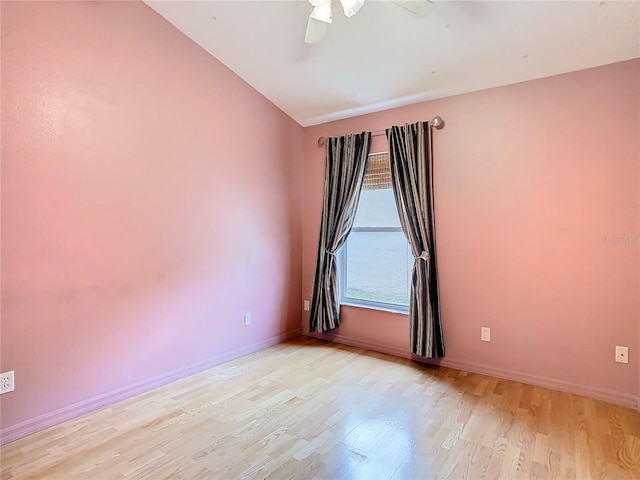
[305,0,434,43]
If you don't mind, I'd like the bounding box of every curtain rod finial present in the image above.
[318,136,327,147]
[430,116,444,129]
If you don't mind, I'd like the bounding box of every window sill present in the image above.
[340,301,409,316]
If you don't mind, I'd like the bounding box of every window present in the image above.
[339,152,412,312]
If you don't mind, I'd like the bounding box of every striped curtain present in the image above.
[309,132,371,333]
[387,122,444,358]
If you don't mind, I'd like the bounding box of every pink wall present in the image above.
[1,1,637,447]
[302,59,640,407]
[1,0,302,441]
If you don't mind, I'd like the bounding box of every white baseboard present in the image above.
[309,331,412,360]
[436,357,638,409]
[308,332,638,410]
[0,329,301,446]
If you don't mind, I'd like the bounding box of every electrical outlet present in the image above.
[481,327,491,342]
[615,345,629,364]
[244,313,252,326]
[303,300,310,311]
[1,371,15,394]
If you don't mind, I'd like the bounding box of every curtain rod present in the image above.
[317,116,444,147]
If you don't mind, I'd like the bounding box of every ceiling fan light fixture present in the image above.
[339,0,365,17]
[309,0,333,23]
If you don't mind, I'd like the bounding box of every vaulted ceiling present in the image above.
[145,1,640,126]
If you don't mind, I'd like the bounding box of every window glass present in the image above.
[340,153,411,311]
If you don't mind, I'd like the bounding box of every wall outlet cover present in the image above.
[0,371,15,394]
[481,327,491,342]
[615,345,629,364]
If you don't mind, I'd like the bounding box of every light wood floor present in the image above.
[1,337,639,479]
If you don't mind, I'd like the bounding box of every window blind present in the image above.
[362,152,391,191]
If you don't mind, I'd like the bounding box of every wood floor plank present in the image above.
[1,337,639,479]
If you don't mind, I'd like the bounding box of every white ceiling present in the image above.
[145,0,640,127]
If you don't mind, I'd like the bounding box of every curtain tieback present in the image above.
[418,251,430,261]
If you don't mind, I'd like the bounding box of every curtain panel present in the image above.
[309,132,371,333]
[387,122,444,358]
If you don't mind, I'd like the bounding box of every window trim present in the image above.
[339,226,410,314]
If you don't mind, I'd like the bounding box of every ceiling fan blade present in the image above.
[305,17,328,43]
[392,0,434,18]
